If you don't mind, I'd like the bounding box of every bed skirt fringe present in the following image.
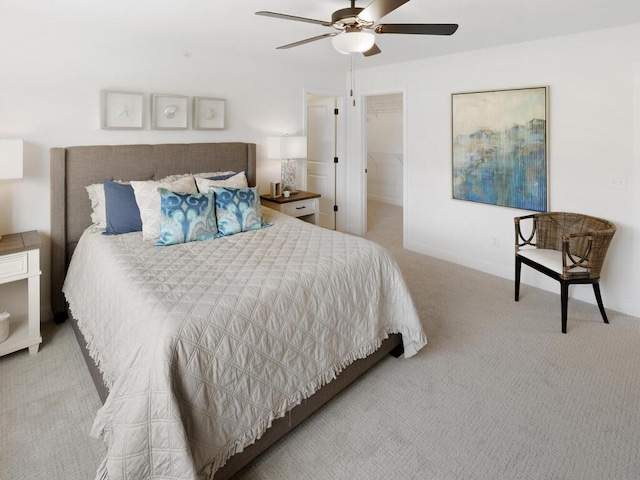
[94,456,108,480]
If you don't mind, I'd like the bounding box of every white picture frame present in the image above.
[193,97,226,130]
[151,94,189,130]
[101,90,144,129]
[270,181,282,198]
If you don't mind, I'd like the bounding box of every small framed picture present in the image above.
[101,90,144,129]
[193,97,226,130]
[151,94,189,130]
[270,181,282,198]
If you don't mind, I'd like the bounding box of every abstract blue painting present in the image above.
[452,87,548,212]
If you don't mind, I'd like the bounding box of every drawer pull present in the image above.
[296,206,306,210]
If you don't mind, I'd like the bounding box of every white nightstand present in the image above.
[260,190,321,225]
[0,231,42,356]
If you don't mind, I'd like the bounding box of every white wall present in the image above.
[0,11,344,320]
[346,24,640,317]
[366,93,403,206]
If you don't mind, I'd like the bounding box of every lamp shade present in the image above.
[267,136,307,159]
[332,31,376,54]
[0,139,23,180]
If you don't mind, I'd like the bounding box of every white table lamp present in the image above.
[0,139,24,241]
[267,136,307,192]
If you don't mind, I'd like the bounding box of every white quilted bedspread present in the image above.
[63,209,426,480]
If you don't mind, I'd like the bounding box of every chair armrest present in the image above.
[562,232,593,277]
[514,215,536,252]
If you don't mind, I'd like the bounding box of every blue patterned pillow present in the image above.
[212,186,263,236]
[155,188,217,246]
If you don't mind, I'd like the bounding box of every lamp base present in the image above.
[281,159,297,192]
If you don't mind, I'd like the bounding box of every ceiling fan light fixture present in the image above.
[331,31,375,54]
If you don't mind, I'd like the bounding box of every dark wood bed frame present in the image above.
[50,142,403,479]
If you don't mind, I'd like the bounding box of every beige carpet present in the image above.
[0,320,106,479]
[1,201,639,479]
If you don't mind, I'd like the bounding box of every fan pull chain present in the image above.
[351,55,356,107]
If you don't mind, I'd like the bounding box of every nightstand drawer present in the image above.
[259,191,321,226]
[0,252,28,281]
[283,199,318,217]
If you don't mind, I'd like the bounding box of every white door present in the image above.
[307,96,337,230]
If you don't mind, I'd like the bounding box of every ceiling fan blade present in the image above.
[375,23,459,35]
[363,43,382,57]
[358,0,411,23]
[255,11,332,27]
[276,33,337,50]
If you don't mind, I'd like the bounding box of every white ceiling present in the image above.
[6,0,640,71]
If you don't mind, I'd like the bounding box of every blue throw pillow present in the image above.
[103,180,142,235]
[207,172,236,181]
[155,188,217,246]
[212,186,263,236]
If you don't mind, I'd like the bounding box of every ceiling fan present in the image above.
[256,0,458,57]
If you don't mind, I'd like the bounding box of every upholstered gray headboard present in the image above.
[50,142,256,319]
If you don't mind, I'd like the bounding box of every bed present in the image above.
[50,142,426,480]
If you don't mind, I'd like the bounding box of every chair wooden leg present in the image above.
[561,281,569,334]
[592,282,609,324]
[515,256,522,302]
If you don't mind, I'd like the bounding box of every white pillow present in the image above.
[86,183,107,228]
[86,180,129,229]
[131,176,197,241]
[195,171,248,193]
[193,170,236,179]
[157,172,192,183]
[159,170,236,183]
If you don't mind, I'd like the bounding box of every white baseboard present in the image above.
[367,194,403,207]
[405,240,636,318]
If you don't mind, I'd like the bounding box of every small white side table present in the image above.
[0,231,42,356]
[260,190,321,225]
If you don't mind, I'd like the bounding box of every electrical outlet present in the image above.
[491,236,500,248]
[608,177,627,189]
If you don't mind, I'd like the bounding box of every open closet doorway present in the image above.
[364,93,404,247]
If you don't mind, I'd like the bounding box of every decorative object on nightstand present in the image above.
[261,190,320,225]
[267,136,307,193]
[0,139,24,242]
[270,181,282,198]
[0,231,42,356]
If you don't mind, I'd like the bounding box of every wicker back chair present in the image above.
[514,212,616,333]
